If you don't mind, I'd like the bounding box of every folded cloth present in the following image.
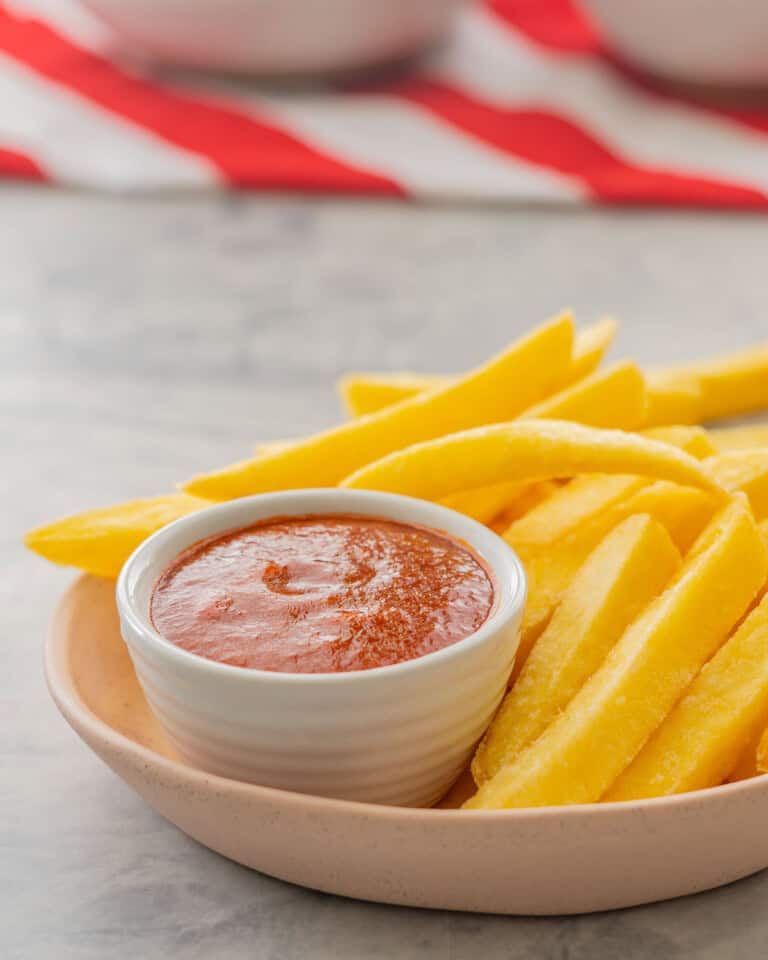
[2,0,768,206]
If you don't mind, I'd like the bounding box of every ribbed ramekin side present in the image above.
[128,634,515,805]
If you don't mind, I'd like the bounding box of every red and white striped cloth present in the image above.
[3,0,768,206]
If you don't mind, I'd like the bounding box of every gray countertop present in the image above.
[3,186,768,959]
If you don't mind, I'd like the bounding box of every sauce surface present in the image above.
[150,513,495,673]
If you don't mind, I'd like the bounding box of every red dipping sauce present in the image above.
[150,514,495,674]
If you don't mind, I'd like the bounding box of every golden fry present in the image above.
[465,497,767,809]
[707,449,768,519]
[513,481,715,668]
[473,516,680,785]
[185,314,575,499]
[24,494,208,579]
[502,424,722,660]
[514,539,598,665]
[643,375,701,427]
[341,420,724,502]
[641,425,715,459]
[566,317,617,383]
[518,447,765,563]
[759,728,768,774]
[504,426,712,571]
[521,361,646,429]
[606,592,768,800]
[501,426,721,661]
[505,474,646,550]
[336,318,618,418]
[618,482,716,552]
[651,343,768,422]
[727,726,763,781]
[488,481,559,532]
[337,373,444,418]
[439,482,529,524]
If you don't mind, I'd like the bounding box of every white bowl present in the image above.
[116,489,525,806]
[581,0,768,88]
[80,0,465,74]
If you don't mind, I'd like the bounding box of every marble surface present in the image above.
[3,185,768,959]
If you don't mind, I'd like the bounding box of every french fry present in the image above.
[502,431,721,660]
[565,446,768,553]
[727,726,763,781]
[508,474,643,542]
[727,716,768,781]
[439,482,529,524]
[531,447,768,561]
[266,326,624,463]
[709,424,768,453]
[465,497,767,809]
[357,424,714,540]
[504,427,712,565]
[336,318,618,418]
[184,314,575,499]
[727,517,768,635]
[566,317,617,383]
[619,482,716,551]
[473,515,681,785]
[513,482,716,668]
[24,494,208,579]
[651,343,768,422]
[499,429,716,657]
[707,449,768,518]
[341,421,724,502]
[605,592,768,800]
[463,431,712,568]
[488,481,559,532]
[507,438,742,660]
[643,375,701,427]
[505,476,646,559]
[338,373,444,418]
[641,425,715,459]
[759,728,768,774]
[520,361,647,430]
[514,540,599,663]
[504,424,714,546]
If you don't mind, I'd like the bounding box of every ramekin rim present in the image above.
[116,488,527,686]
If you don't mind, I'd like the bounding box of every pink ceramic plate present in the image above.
[46,575,768,915]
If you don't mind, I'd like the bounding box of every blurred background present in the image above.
[4,1,768,958]
[4,0,768,198]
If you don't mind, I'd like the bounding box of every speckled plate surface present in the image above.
[46,575,768,915]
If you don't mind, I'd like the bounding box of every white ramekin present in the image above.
[117,489,525,806]
[581,0,768,88]
[80,0,466,75]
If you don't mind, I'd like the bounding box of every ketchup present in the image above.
[150,514,495,673]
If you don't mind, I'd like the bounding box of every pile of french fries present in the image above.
[26,312,768,808]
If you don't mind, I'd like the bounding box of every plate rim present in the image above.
[46,573,768,824]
